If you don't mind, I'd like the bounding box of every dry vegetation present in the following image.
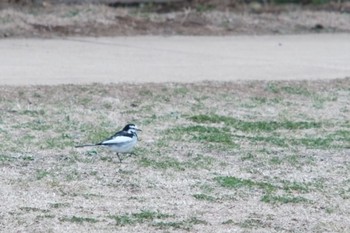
[1,79,349,232]
[1,3,350,38]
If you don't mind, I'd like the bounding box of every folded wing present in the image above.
[100,135,133,145]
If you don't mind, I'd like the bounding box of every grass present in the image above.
[36,169,51,180]
[281,180,311,193]
[261,194,311,204]
[139,156,184,170]
[60,216,99,224]
[108,210,172,226]
[215,176,315,203]
[165,125,238,150]
[193,193,216,201]
[0,79,349,233]
[238,218,264,229]
[269,154,315,167]
[234,131,350,149]
[65,169,81,181]
[42,135,75,149]
[49,203,70,209]
[13,119,51,131]
[153,217,207,231]
[20,207,49,213]
[215,176,276,193]
[0,154,13,163]
[139,154,217,171]
[190,114,322,132]
[168,125,233,143]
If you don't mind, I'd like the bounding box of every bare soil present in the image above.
[1,3,350,38]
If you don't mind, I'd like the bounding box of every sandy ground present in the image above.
[1,34,350,85]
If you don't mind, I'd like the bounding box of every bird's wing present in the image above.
[100,135,133,145]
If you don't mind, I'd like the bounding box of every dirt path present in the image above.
[1,34,350,85]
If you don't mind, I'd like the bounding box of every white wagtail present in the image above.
[75,123,141,162]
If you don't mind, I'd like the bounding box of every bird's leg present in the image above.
[116,153,122,163]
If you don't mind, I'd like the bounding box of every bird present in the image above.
[75,123,141,162]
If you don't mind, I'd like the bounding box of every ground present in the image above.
[1,2,350,233]
[1,3,350,38]
[0,80,349,232]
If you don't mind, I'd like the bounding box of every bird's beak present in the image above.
[137,129,142,131]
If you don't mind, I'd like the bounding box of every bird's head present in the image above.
[123,124,142,134]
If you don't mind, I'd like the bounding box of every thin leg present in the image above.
[116,153,122,163]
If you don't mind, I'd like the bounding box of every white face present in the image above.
[128,124,140,133]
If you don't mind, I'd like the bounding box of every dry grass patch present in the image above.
[1,4,350,38]
[0,78,350,232]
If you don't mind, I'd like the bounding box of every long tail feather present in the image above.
[75,144,98,148]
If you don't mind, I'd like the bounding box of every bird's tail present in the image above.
[75,144,98,148]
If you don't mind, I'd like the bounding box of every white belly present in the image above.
[105,137,137,153]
